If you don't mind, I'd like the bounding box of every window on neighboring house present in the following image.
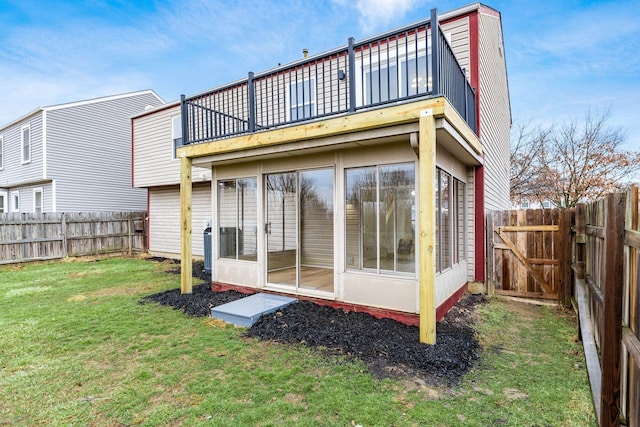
[346,162,416,275]
[218,177,258,261]
[520,201,529,209]
[0,192,6,213]
[172,115,182,160]
[11,191,19,213]
[289,78,316,121]
[21,125,30,163]
[541,201,551,209]
[33,189,43,214]
[0,135,4,169]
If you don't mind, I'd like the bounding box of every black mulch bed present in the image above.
[141,258,486,386]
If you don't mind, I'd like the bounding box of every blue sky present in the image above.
[1,0,638,150]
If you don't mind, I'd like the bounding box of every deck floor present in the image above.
[267,266,334,293]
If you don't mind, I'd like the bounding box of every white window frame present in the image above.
[0,135,4,170]
[33,188,43,214]
[286,77,317,122]
[0,191,7,214]
[171,115,182,160]
[10,191,19,213]
[21,124,31,164]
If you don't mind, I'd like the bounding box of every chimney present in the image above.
[302,48,309,58]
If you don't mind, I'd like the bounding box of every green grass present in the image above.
[0,257,595,426]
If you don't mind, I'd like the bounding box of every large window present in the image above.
[289,78,316,121]
[0,192,6,213]
[21,125,30,164]
[218,178,257,261]
[171,115,182,160]
[346,163,415,275]
[436,168,466,273]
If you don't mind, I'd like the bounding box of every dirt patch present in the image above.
[141,258,486,386]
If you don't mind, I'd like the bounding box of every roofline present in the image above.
[131,99,181,120]
[0,89,165,132]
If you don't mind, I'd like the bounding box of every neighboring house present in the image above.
[145,3,510,342]
[0,90,164,214]
[132,101,212,258]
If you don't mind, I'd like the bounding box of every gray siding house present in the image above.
[0,90,164,213]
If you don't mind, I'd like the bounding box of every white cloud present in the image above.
[334,0,422,33]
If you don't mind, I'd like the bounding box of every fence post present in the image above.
[61,213,68,258]
[600,192,626,427]
[575,203,586,280]
[558,209,573,307]
[127,213,133,256]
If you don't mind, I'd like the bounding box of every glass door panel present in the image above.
[266,173,297,286]
[299,168,334,292]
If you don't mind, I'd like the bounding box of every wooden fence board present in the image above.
[0,211,146,264]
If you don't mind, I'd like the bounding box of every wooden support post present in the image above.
[558,209,572,307]
[600,192,625,427]
[418,109,436,344]
[180,155,193,294]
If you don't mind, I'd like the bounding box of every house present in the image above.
[146,3,511,343]
[132,101,212,259]
[0,90,164,214]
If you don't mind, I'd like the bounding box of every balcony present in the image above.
[180,9,476,147]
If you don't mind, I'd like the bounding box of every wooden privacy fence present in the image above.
[574,185,640,427]
[0,211,147,264]
[486,208,573,304]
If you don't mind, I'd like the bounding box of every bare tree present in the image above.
[511,110,640,207]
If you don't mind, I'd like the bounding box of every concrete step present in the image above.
[210,293,297,327]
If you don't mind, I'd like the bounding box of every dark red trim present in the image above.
[212,281,471,326]
[436,283,468,321]
[468,10,481,136]
[474,166,485,282]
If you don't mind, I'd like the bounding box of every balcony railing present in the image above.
[180,8,476,147]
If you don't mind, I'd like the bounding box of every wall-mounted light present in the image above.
[338,70,346,80]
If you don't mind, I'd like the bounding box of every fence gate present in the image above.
[486,209,573,303]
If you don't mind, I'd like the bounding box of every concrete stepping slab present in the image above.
[210,293,297,327]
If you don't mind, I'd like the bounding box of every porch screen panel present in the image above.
[300,169,334,267]
[440,170,451,270]
[218,181,237,259]
[218,178,257,261]
[345,163,415,275]
[457,180,466,261]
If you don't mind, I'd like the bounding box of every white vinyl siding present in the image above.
[478,11,511,210]
[45,91,162,211]
[148,185,211,258]
[0,135,3,169]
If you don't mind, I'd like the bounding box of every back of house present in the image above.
[134,2,510,341]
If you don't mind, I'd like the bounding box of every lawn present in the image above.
[0,256,595,426]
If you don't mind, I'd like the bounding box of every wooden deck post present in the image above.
[180,155,193,294]
[600,192,625,427]
[418,109,436,344]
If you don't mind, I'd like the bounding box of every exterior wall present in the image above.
[133,102,211,188]
[46,91,164,211]
[0,112,45,192]
[4,182,54,213]
[148,184,212,258]
[441,16,471,78]
[477,9,511,210]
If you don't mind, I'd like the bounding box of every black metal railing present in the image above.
[181,8,476,147]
